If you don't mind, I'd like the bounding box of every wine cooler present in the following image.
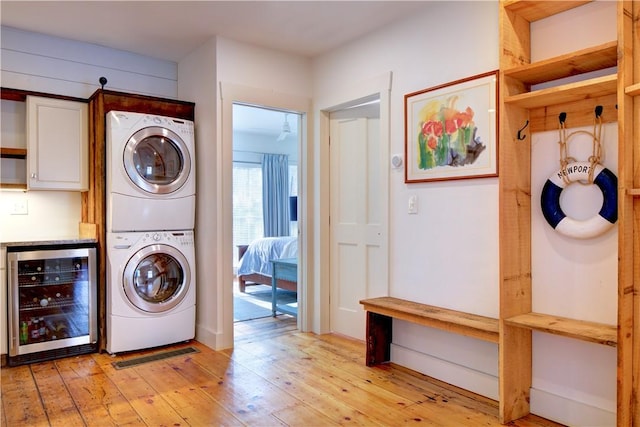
[7,244,98,366]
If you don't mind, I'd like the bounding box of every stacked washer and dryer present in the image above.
[105,111,196,354]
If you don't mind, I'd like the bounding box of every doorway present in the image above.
[232,104,301,324]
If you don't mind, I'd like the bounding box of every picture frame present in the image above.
[404,70,499,183]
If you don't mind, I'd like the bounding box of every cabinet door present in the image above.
[27,96,88,191]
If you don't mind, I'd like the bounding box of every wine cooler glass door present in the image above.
[8,247,97,358]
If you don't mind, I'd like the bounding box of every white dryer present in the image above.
[106,230,196,354]
[106,111,196,232]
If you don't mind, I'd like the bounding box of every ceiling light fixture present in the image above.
[277,114,291,141]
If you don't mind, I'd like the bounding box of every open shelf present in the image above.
[503,0,591,22]
[625,82,640,97]
[1,148,27,190]
[1,147,27,159]
[503,41,617,85]
[0,183,27,190]
[504,74,617,109]
[504,312,617,347]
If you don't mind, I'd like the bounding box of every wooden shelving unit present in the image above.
[0,147,27,190]
[617,1,639,426]
[499,0,638,424]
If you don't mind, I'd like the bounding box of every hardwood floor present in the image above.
[1,316,563,426]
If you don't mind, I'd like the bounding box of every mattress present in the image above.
[237,236,297,277]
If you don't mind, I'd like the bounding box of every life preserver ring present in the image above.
[540,161,617,239]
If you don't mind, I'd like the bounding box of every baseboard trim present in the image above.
[530,387,615,427]
[195,324,231,350]
[391,343,498,400]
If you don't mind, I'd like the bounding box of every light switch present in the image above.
[408,195,418,214]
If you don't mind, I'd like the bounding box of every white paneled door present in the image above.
[329,104,387,340]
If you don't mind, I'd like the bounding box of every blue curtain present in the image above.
[262,154,290,237]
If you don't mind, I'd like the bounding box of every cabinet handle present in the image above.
[30,173,37,179]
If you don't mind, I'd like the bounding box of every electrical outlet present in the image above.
[11,199,28,215]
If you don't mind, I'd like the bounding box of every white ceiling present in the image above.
[1,1,430,138]
[234,103,300,141]
[0,1,432,62]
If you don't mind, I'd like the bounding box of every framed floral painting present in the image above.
[404,70,499,183]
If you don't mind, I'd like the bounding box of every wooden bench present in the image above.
[360,297,499,366]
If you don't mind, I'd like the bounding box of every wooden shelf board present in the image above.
[625,82,640,97]
[360,296,499,343]
[529,93,617,132]
[0,147,27,159]
[627,188,640,196]
[504,41,617,85]
[503,0,592,22]
[504,74,617,109]
[0,183,27,190]
[504,312,617,347]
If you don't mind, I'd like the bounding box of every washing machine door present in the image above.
[124,126,191,194]
[123,244,191,313]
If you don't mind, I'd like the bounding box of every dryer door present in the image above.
[124,126,191,194]
[123,244,191,313]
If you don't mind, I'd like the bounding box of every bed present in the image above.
[236,236,298,293]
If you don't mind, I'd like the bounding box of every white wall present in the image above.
[0,26,179,355]
[1,26,177,99]
[315,1,501,316]
[0,25,180,244]
[313,0,500,396]
[178,36,312,349]
[312,1,616,425]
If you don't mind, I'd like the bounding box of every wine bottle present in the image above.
[20,321,28,345]
[38,317,46,338]
[31,318,40,340]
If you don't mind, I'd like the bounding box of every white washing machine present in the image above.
[106,111,196,232]
[106,230,196,354]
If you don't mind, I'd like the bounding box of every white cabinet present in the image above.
[26,96,88,191]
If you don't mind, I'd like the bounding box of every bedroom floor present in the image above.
[233,281,297,322]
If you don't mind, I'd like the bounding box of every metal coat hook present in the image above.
[595,105,603,118]
[559,112,567,125]
[517,120,529,140]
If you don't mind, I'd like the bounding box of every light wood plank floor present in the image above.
[1,316,563,426]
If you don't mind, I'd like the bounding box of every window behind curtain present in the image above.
[233,163,263,265]
[233,161,297,265]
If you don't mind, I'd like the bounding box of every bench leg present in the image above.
[365,312,392,366]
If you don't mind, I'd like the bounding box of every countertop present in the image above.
[1,238,98,248]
